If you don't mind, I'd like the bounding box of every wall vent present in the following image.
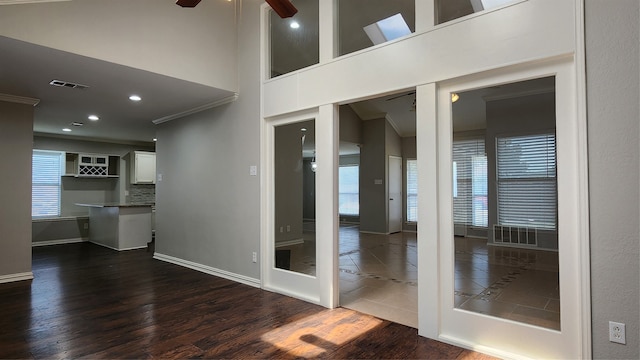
[49,79,89,90]
[494,225,537,246]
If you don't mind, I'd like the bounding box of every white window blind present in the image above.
[32,150,63,217]
[406,159,417,222]
[497,133,557,230]
[452,139,487,227]
[339,165,359,216]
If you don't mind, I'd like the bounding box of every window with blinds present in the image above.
[338,165,359,216]
[496,133,557,230]
[406,159,417,222]
[452,139,487,227]
[32,150,64,218]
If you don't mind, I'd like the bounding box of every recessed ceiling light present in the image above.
[153,138,157,142]
[88,115,99,121]
[129,95,142,102]
[290,21,300,29]
[301,128,307,132]
[62,128,72,132]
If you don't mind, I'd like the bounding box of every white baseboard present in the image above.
[153,252,260,288]
[359,230,389,235]
[32,238,88,247]
[275,238,304,248]
[0,272,34,284]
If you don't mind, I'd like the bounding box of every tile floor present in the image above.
[282,224,560,331]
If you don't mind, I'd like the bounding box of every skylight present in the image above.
[363,13,411,46]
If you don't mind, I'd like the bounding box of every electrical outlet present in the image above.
[252,252,257,263]
[286,225,291,232]
[279,226,283,233]
[609,321,626,344]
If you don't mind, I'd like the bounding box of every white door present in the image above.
[418,60,590,359]
[388,156,402,233]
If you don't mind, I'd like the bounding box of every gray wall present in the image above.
[359,118,402,234]
[154,0,261,280]
[485,92,557,250]
[360,118,387,233]
[0,101,33,278]
[585,0,639,358]
[339,105,363,145]
[32,217,89,244]
[274,121,306,244]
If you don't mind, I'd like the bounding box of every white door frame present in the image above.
[417,57,591,359]
[260,105,339,308]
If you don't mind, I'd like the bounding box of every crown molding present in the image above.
[152,94,239,125]
[0,93,40,106]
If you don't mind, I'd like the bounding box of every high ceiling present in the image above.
[0,35,234,145]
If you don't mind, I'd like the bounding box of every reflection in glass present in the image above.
[338,0,414,56]
[452,77,561,330]
[274,120,316,275]
[269,0,319,78]
[435,0,516,25]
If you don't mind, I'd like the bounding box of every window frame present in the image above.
[495,132,558,231]
[406,158,418,223]
[338,164,359,216]
[32,149,64,218]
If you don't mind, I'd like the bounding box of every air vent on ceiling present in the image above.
[49,79,89,90]
[71,122,83,127]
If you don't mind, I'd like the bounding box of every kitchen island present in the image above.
[76,203,154,251]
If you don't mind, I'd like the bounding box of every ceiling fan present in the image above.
[176,0,297,18]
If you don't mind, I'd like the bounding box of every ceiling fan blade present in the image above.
[385,91,416,101]
[176,0,201,8]
[266,0,298,18]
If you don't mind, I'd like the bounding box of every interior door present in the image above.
[420,60,588,359]
[388,156,402,233]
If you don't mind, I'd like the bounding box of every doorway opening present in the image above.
[337,89,418,328]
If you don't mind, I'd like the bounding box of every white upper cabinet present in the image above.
[130,151,156,184]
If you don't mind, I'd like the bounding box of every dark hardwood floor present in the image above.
[0,243,496,359]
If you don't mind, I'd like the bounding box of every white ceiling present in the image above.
[0,35,234,144]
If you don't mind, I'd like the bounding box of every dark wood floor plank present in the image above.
[0,243,496,359]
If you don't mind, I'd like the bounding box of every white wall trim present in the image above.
[32,238,88,247]
[0,272,34,284]
[0,93,39,106]
[574,0,592,357]
[152,94,239,124]
[154,252,261,288]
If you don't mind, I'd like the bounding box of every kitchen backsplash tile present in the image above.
[130,184,155,203]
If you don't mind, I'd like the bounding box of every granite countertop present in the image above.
[75,202,155,208]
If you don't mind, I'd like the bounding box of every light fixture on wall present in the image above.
[451,92,460,103]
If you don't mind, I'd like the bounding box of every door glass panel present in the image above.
[435,0,517,25]
[452,77,560,330]
[269,0,319,78]
[337,0,415,56]
[274,120,316,276]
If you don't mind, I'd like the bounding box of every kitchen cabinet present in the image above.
[130,151,156,184]
[64,152,119,178]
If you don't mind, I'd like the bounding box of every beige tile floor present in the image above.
[338,225,419,328]
[282,225,560,331]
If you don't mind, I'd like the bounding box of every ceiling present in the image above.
[0,35,234,145]
[0,1,552,147]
